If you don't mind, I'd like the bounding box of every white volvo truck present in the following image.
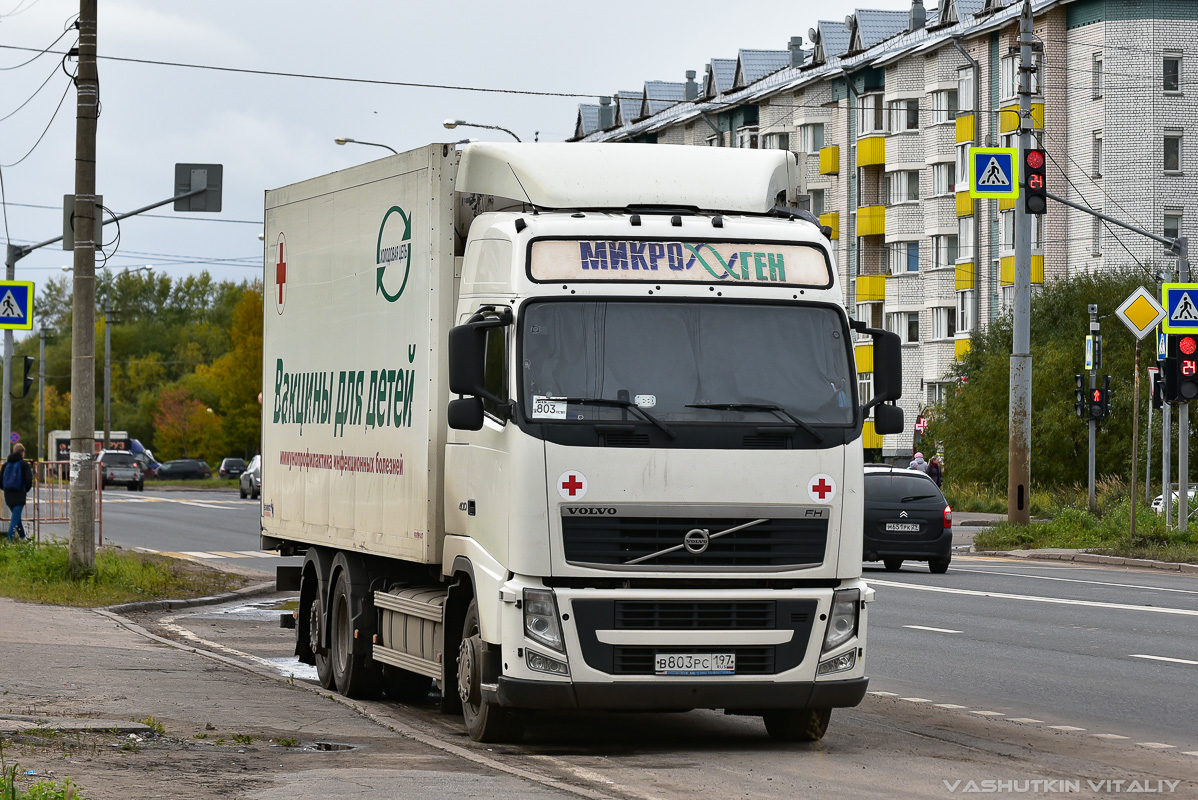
[262,142,903,743]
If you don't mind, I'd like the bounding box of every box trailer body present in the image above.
[262,142,902,743]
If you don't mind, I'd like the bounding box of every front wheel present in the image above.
[239,484,248,499]
[762,707,831,742]
[883,557,903,572]
[459,598,524,743]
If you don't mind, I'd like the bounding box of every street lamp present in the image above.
[333,137,398,155]
[442,119,522,142]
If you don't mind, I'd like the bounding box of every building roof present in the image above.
[704,58,738,98]
[614,90,641,127]
[573,104,600,140]
[639,80,688,119]
[733,49,792,88]
[813,20,852,63]
[850,9,910,52]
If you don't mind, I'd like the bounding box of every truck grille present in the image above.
[616,600,776,629]
[561,515,828,569]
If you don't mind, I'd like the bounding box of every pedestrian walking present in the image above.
[908,451,928,473]
[927,456,943,487]
[4,443,33,542]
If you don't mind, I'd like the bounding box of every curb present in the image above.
[973,549,1198,574]
[102,581,279,615]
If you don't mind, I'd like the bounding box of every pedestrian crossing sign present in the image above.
[968,146,1019,199]
[0,281,33,331]
[1162,283,1198,333]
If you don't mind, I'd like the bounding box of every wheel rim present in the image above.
[308,598,322,654]
[333,591,351,674]
[457,636,480,707]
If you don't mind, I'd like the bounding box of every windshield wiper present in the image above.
[686,403,824,443]
[556,397,676,439]
[901,494,938,502]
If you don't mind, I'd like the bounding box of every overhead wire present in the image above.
[0,60,63,123]
[0,58,74,168]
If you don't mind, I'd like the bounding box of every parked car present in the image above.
[156,459,212,480]
[132,451,158,479]
[863,465,952,574]
[96,450,144,491]
[239,455,261,499]
[219,457,247,479]
[1152,485,1198,514]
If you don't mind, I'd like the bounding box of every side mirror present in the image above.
[871,329,902,403]
[447,397,484,431]
[873,403,904,435]
[448,324,486,396]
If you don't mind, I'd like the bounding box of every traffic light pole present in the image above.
[1088,310,1099,513]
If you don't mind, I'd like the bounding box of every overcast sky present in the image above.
[0,0,912,328]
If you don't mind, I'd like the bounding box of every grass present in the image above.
[140,477,239,491]
[0,540,251,606]
[1,740,86,800]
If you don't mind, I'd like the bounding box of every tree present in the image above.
[197,283,263,459]
[153,385,221,462]
[931,269,1168,488]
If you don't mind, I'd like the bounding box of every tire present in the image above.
[883,557,903,572]
[127,480,137,491]
[928,557,951,574]
[251,485,260,500]
[762,707,832,742]
[458,598,524,742]
[307,591,335,690]
[329,572,381,699]
[385,666,432,704]
[239,484,248,499]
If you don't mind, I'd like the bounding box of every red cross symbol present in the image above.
[915,417,928,434]
[275,235,287,311]
[561,474,584,497]
[811,478,833,500]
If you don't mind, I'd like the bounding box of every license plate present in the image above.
[654,652,735,675]
[885,522,921,532]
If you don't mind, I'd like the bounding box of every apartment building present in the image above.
[570,0,1198,458]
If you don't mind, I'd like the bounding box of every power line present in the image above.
[0,22,71,68]
[0,67,73,168]
[0,60,63,123]
[4,200,261,225]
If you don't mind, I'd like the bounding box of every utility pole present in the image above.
[1180,239,1191,532]
[68,0,98,576]
[38,327,45,462]
[1007,0,1035,525]
[103,301,110,449]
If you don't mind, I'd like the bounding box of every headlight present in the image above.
[523,588,565,652]
[822,588,860,652]
[526,648,569,676]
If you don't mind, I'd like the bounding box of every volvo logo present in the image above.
[683,528,711,554]
[565,507,618,516]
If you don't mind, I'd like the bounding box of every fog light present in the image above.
[526,648,570,676]
[817,650,857,675]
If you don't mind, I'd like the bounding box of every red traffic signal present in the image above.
[1181,336,1198,355]
[1025,148,1047,215]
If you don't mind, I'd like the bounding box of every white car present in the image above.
[97,450,144,491]
[1151,486,1198,514]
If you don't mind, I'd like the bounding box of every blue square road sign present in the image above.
[0,281,33,331]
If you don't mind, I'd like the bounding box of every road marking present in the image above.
[179,551,224,558]
[1184,751,1198,756]
[1009,718,1043,723]
[903,625,962,634]
[104,496,234,510]
[1093,734,1129,740]
[868,578,1198,617]
[868,691,898,696]
[970,711,1004,716]
[1129,653,1198,665]
[210,551,249,559]
[935,704,969,709]
[135,547,159,553]
[235,550,277,558]
[1048,725,1086,731]
[952,566,1198,596]
[900,697,932,703]
[1137,742,1176,749]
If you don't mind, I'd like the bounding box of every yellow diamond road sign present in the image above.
[1115,286,1166,340]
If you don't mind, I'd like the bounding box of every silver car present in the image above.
[97,450,144,491]
[239,454,261,499]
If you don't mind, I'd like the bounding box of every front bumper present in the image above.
[494,675,868,711]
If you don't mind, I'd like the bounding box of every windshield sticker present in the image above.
[530,239,830,286]
[808,474,836,504]
[532,396,568,419]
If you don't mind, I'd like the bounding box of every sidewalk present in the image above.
[0,596,571,800]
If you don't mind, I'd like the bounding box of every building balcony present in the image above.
[819,145,840,175]
[885,133,923,167]
[955,113,975,144]
[857,136,886,167]
[999,103,1044,134]
[861,420,884,449]
[1000,255,1045,286]
[924,195,958,232]
[819,211,840,240]
[956,191,974,217]
[954,337,972,361]
[857,274,886,302]
[858,205,886,236]
[885,203,923,239]
[926,126,955,161]
[855,343,874,373]
[955,261,975,291]
[923,340,957,382]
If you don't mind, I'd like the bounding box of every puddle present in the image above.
[310,741,355,752]
[264,657,320,682]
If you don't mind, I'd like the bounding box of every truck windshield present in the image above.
[521,301,854,427]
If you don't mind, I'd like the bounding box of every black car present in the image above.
[157,459,212,480]
[863,466,952,574]
[219,458,246,479]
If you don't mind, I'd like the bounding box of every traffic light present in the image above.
[1074,374,1085,418]
[1025,148,1047,215]
[10,356,33,400]
[1152,369,1165,410]
[1089,375,1112,421]
[1171,334,1198,402]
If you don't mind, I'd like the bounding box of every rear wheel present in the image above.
[762,707,831,742]
[928,557,951,574]
[330,572,381,698]
[459,598,524,742]
[307,592,334,689]
[883,557,903,572]
[239,483,248,499]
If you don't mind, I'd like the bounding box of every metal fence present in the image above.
[0,460,103,544]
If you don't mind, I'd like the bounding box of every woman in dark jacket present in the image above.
[4,443,34,541]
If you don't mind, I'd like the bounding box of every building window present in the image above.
[1001,285,1015,313]
[958,215,976,261]
[1001,211,1015,250]
[1092,131,1102,178]
[762,132,790,150]
[1165,211,1183,241]
[887,311,920,343]
[797,123,824,152]
[889,170,920,204]
[955,143,970,191]
[809,188,825,216]
[856,301,883,329]
[956,290,975,333]
[932,307,957,340]
[1092,212,1103,257]
[858,372,874,406]
[957,66,975,112]
[706,134,721,147]
[736,126,759,149]
[930,90,958,124]
[1092,54,1103,98]
[932,234,958,269]
[932,162,956,196]
[888,99,919,132]
[1001,54,1040,100]
[1164,56,1182,93]
[858,94,886,135]
[1032,214,1043,251]
[1165,133,1182,172]
[890,241,920,274]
